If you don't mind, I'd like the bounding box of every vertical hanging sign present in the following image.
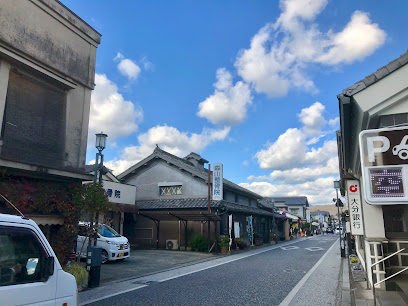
[212,163,223,201]
[346,180,364,236]
[248,215,254,246]
[228,214,233,251]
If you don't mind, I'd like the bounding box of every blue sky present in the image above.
[63,0,408,205]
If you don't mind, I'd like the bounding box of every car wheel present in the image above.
[101,249,109,264]
[398,149,408,160]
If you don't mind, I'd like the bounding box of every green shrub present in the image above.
[63,263,88,290]
[189,234,208,252]
[218,235,230,247]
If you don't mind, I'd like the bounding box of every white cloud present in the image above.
[118,59,141,80]
[247,101,340,205]
[249,157,338,184]
[256,128,307,170]
[298,102,326,136]
[234,0,386,97]
[197,68,253,125]
[329,117,340,128]
[114,52,142,80]
[105,125,230,175]
[242,160,249,167]
[240,176,338,205]
[89,74,143,145]
[317,11,386,65]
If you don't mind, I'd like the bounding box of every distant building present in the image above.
[310,210,330,225]
[266,197,309,220]
[117,147,280,249]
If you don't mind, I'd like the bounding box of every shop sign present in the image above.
[359,126,408,204]
[234,222,240,238]
[102,181,136,205]
[83,181,136,205]
[346,180,364,235]
[212,163,223,201]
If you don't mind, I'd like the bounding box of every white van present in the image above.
[0,213,77,306]
[77,223,130,264]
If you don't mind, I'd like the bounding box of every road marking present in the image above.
[80,285,148,305]
[305,247,324,251]
[280,246,299,250]
[279,239,338,306]
[81,237,313,305]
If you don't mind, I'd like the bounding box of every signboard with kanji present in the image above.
[346,180,364,235]
[359,126,408,204]
[212,163,223,201]
[85,181,136,205]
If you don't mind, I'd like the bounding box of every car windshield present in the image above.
[97,224,121,238]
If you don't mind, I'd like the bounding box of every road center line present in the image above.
[279,238,339,306]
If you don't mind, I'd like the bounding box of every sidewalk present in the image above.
[280,237,350,306]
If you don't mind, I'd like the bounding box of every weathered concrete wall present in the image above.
[0,1,100,170]
[0,0,100,89]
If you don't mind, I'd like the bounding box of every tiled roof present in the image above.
[342,50,408,97]
[135,198,275,217]
[218,201,275,217]
[119,147,262,199]
[265,197,309,207]
[136,198,219,210]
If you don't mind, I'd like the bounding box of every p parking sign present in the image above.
[359,126,408,204]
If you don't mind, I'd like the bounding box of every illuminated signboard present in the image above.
[359,126,408,204]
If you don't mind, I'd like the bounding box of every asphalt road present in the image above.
[83,234,340,306]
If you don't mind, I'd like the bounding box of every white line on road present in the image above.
[279,239,339,306]
[158,238,305,283]
[80,285,148,305]
[81,238,310,305]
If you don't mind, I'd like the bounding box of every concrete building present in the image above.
[266,197,309,221]
[0,0,100,257]
[337,50,408,290]
[310,210,330,228]
[117,146,279,250]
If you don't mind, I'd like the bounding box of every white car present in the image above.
[334,227,343,235]
[77,223,130,264]
[0,213,77,305]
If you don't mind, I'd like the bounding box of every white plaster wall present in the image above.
[355,64,408,114]
[124,161,208,200]
[360,183,386,239]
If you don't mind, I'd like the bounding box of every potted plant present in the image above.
[236,238,247,249]
[218,235,230,254]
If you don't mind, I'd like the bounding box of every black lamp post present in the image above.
[334,180,345,258]
[94,132,107,184]
[87,132,107,288]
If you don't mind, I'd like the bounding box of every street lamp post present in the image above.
[87,132,107,288]
[334,180,345,258]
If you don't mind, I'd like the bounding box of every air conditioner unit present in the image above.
[166,240,178,250]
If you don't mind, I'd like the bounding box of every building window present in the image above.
[2,71,66,168]
[160,186,182,196]
[290,209,299,215]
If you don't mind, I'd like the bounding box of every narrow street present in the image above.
[80,234,342,306]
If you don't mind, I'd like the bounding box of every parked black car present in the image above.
[326,227,334,234]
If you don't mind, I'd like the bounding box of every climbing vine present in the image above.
[0,172,113,264]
